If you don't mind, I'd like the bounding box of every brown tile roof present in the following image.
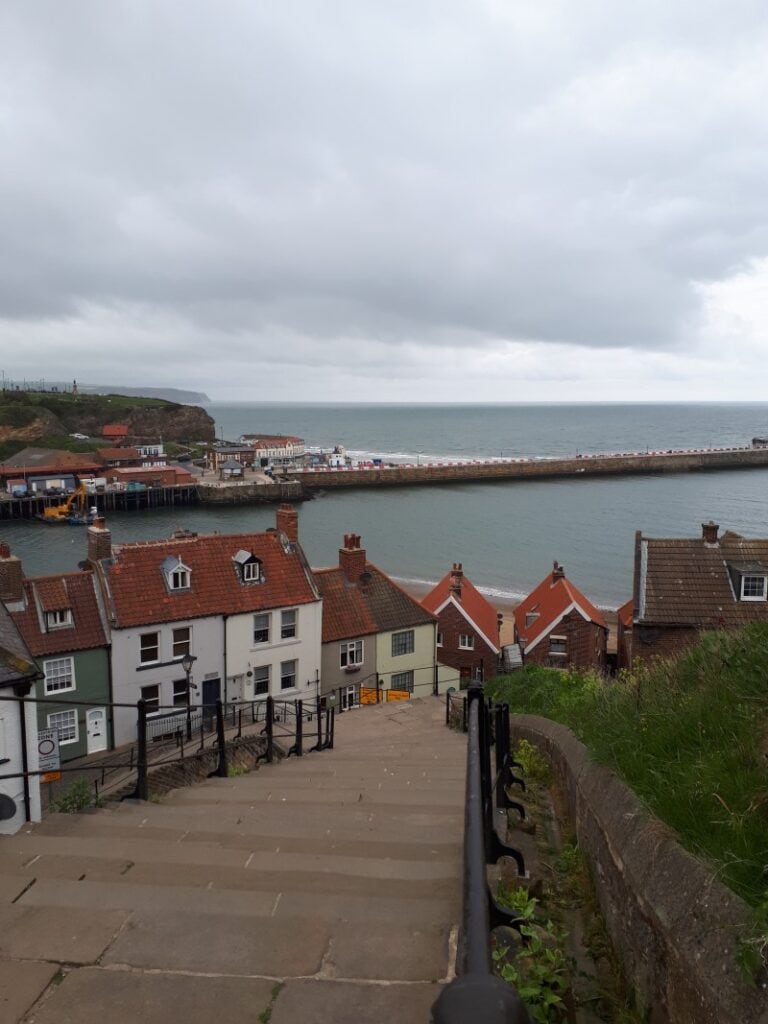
[11,572,108,656]
[421,567,500,651]
[97,447,141,461]
[0,448,102,475]
[315,564,436,644]
[637,530,768,628]
[514,565,606,652]
[103,530,319,628]
[0,603,38,687]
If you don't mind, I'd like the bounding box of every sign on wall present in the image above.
[37,729,61,783]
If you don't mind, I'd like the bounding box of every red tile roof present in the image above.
[315,564,436,644]
[421,568,500,652]
[514,564,606,653]
[11,572,108,656]
[617,598,633,629]
[102,424,129,438]
[102,530,319,628]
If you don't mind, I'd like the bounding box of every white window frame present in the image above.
[253,613,271,645]
[340,639,364,668]
[391,671,414,692]
[46,609,73,629]
[172,626,191,659]
[141,684,161,715]
[172,679,189,707]
[281,608,297,639]
[47,708,78,745]
[549,635,567,656]
[243,560,261,583]
[43,656,76,695]
[436,632,443,648]
[280,659,297,691]
[170,567,190,591]
[140,632,160,664]
[253,665,270,696]
[458,634,475,650]
[740,574,768,601]
[391,630,415,657]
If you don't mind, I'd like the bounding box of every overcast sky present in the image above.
[2,1,768,402]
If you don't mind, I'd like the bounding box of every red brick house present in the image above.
[629,522,768,666]
[514,562,607,672]
[421,564,501,683]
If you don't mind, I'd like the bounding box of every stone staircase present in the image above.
[0,697,466,1024]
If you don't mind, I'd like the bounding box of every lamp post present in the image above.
[181,652,197,741]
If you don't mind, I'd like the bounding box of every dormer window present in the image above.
[162,555,192,592]
[740,574,767,601]
[46,609,72,630]
[234,549,263,584]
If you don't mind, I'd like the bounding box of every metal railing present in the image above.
[432,687,531,1023]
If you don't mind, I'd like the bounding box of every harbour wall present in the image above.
[289,446,768,490]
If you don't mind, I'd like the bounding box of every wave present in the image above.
[391,574,529,605]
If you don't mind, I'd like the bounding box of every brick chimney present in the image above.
[276,504,299,544]
[88,517,112,564]
[449,563,463,595]
[552,560,565,581]
[339,533,366,583]
[702,521,720,545]
[0,543,23,603]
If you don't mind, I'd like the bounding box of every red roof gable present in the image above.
[102,424,129,439]
[421,566,500,651]
[103,530,319,628]
[617,599,634,629]
[11,572,108,656]
[514,564,606,653]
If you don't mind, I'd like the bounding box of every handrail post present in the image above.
[265,695,274,763]
[445,690,450,726]
[316,695,323,748]
[136,699,148,801]
[215,700,228,777]
[295,699,303,756]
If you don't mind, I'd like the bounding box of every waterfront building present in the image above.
[208,443,258,471]
[515,562,607,672]
[89,506,322,745]
[421,563,501,684]
[314,533,439,702]
[4,553,113,761]
[0,447,102,492]
[628,522,768,666]
[238,434,305,467]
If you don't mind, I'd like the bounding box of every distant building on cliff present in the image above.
[627,522,768,666]
[421,564,501,684]
[515,563,607,672]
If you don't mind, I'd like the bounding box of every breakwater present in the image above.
[289,445,768,490]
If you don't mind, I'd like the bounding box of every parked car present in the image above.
[69,433,89,440]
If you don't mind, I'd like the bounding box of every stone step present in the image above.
[147,784,463,809]
[19,877,456,928]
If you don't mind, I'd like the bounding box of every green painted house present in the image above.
[3,553,112,762]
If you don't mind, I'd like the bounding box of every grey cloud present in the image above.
[2,0,768,392]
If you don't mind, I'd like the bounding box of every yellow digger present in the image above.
[39,484,91,524]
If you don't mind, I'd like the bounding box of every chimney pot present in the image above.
[339,533,366,582]
[276,503,299,544]
[702,521,720,545]
[552,561,565,580]
[88,517,112,564]
[0,545,23,603]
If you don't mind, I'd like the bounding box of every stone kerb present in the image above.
[510,714,768,1024]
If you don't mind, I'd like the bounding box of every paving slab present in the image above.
[23,967,276,1024]
[327,921,452,981]
[0,905,130,964]
[102,911,331,975]
[0,874,36,904]
[270,978,443,1024]
[0,960,59,1021]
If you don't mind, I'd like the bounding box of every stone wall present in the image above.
[196,481,304,504]
[510,715,767,1024]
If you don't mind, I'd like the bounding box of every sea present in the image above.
[4,403,768,609]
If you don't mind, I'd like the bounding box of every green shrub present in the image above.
[53,777,96,813]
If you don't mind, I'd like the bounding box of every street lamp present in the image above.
[181,652,197,741]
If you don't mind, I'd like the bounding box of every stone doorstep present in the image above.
[19,877,457,926]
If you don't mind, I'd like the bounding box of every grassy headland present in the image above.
[487,625,768,907]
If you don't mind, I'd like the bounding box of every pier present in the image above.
[0,484,200,521]
[288,444,768,491]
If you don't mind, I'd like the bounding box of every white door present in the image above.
[86,708,107,754]
[341,685,359,711]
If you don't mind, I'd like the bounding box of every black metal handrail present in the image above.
[432,687,531,1023]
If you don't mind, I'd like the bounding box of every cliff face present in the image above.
[123,405,215,442]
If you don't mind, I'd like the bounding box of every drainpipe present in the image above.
[223,614,229,707]
[14,679,35,823]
